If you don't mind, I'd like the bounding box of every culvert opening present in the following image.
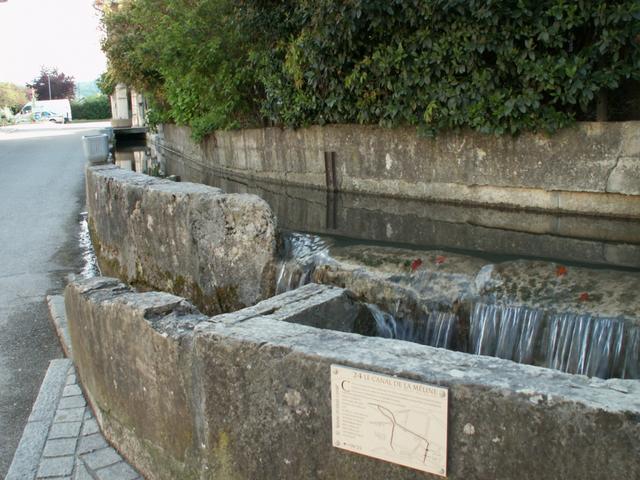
[274,232,640,380]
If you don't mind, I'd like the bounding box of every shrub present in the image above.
[258,0,640,134]
[71,95,112,120]
[101,0,640,137]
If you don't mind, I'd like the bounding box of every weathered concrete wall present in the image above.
[85,165,277,315]
[157,122,640,218]
[66,277,640,480]
[158,157,640,268]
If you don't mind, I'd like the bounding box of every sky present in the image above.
[0,0,107,86]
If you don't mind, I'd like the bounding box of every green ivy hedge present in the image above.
[71,95,112,120]
[101,0,640,139]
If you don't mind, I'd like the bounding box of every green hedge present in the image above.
[101,0,640,138]
[71,95,112,120]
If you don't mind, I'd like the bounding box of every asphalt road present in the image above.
[0,121,110,476]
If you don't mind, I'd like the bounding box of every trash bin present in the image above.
[82,134,110,164]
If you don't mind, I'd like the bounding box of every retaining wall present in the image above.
[66,277,640,480]
[157,122,640,218]
[85,165,277,315]
[159,158,640,269]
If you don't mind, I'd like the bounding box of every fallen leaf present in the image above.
[411,258,423,271]
[435,255,447,265]
[579,292,589,302]
[555,265,567,277]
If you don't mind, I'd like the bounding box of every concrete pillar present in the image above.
[111,83,132,128]
[130,90,145,127]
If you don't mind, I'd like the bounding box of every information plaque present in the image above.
[331,365,448,477]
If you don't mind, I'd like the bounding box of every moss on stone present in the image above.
[210,431,242,480]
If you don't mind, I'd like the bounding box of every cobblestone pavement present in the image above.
[6,296,143,480]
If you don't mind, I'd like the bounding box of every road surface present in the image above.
[0,121,110,476]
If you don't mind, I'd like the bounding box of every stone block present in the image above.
[80,447,121,470]
[43,438,77,458]
[77,434,108,455]
[54,407,85,424]
[58,396,86,410]
[93,461,139,480]
[36,456,74,478]
[62,385,82,398]
[607,157,640,195]
[81,419,99,436]
[85,165,277,315]
[65,277,640,480]
[49,422,82,440]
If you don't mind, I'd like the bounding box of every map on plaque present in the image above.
[331,365,448,477]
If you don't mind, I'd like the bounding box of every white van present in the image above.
[19,99,72,123]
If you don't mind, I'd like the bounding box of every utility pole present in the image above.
[47,72,52,100]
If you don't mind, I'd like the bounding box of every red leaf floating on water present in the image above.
[556,265,568,277]
[435,255,447,265]
[411,258,423,271]
[579,292,590,302]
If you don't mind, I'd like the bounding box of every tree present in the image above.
[0,82,28,112]
[27,67,75,100]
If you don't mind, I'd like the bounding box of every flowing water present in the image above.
[546,313,627,378]
[470,304,544,365]
[79,212,100,279]
[363,300,640,379]
[366,304,457,349]
[271,232,639,379]
[275,233,331,295]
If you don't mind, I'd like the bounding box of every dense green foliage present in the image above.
[71,95,112,120]
[101,0,640,138]
[101,0,258,139]
[0,82,28,112]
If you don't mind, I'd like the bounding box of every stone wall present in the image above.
[66,277,640,480]
[85,165,277,315]
[157,122,640,218]
[158,159,640,269]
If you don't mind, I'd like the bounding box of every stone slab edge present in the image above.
[47,294,72,358]
[5,358,72,480]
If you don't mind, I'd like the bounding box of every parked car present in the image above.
[34,111,65,123]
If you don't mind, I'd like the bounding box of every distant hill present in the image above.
[75,81,101,99]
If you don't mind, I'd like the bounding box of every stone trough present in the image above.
[69,165,640,479]
[66,278,640,480]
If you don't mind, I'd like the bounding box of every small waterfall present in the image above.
[423,312,457,349]
[470,304,543,365]
[366,304,457,349]
[270,232,640,380]
[367,304,404,339]
[623,327,640,379]
[79,212,101,279]
[275,233,330,295]
[546,313,627,378]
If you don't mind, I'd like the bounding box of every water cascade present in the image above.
[79,212,101,279]
[366,304,457,349]
[275,233,331,295]
[546,313,631,378]
[271,233,639,379]
[366,302,639,379]
[470,304,544,365]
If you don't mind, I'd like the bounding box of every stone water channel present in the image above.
[111,139,640,380]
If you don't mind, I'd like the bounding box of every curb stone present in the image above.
[5,296,143,480]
